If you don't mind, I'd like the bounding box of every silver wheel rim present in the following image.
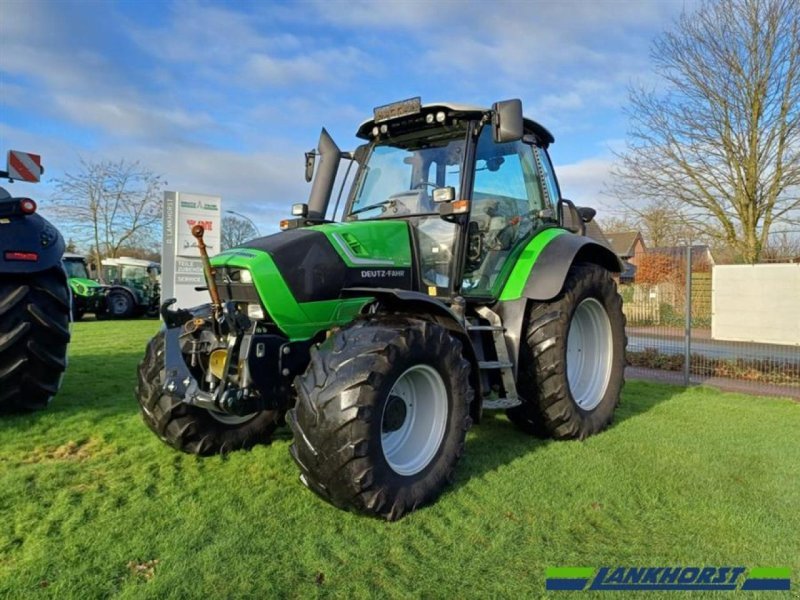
[111,294,129,314]
[566,297,614,411]
[206,410,258,425]
[381,364,448,476]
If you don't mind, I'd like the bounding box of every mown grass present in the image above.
[1,320,798,598]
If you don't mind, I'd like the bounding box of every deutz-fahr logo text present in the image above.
[360,269,406,278]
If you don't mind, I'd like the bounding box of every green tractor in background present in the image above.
[62,253,107,320]
[101,257,161,319]
[136,98,626,520]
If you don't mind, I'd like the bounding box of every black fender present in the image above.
[0,211,65,274]
[497,232,622,378]
[106,285,137,301]
[341,287,483,423]
[521,232,622,301]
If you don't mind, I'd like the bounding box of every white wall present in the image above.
[712,264,800,346]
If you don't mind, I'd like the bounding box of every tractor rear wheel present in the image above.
[135,332,280,455]
[107,288,135,319]
[512,264,626,439]
[288,317,473,520]
[0,268,71,412]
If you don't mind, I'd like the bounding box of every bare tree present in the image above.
[53,158,164,279]
[603,198,698,247]
[222,214,259,250]
[612,0,800,263]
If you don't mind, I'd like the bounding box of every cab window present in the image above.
[463,127,546,296]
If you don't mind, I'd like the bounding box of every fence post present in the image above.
[684,243,692,386]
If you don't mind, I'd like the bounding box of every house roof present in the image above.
[649,245,715,264]
[562,212,612,248]
[605,231,643,258]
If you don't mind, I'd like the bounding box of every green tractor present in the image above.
[136,98,626,520]
[101,257,161,318]
[62,253,107,320]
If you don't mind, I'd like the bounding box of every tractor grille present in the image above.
[213,268,261,304]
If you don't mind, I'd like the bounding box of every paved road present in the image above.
[628,333,800,362]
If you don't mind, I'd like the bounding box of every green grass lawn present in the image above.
[1,320,798,598]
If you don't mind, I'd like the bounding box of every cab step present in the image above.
[478,360,513,370]
[482,397,521,410]
[474,306,521,411]
[467,324,504,332]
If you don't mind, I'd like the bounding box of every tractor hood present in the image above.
[210,221,413,339]
[68,276,104,295]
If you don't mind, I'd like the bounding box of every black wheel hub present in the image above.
[382,394,407,433]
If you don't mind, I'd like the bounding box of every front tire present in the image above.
[135,332,280,454]
[288,317,473,520]
[0,268,71,412]
[511,264,626,439]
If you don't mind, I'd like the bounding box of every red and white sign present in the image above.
[7,150,42,183]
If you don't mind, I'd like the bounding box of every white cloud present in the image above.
[555,156,619,216]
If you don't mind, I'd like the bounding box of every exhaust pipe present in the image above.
[306,128,341,222]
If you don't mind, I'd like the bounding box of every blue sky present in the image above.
[0,0,690,237]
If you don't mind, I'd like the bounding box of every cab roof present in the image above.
[356,101,555,147]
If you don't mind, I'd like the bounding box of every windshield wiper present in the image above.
[349,199,393,218]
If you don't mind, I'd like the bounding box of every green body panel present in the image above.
[211,248,370,340]
[308,221,413,267]
[498,228,566,301]
[68,276,103,297]
[211,221,412,339]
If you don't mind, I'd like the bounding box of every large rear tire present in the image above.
[107,288,135,319]
[0,268,71,412]
[288,317,473,520]
[135,332,280,455]
[511,264,626,439]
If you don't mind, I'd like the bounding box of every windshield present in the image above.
[63,259,89,279]
[347,129,467,220]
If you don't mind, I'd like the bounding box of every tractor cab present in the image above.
[288,98,587,305]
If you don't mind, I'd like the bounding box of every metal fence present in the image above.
[619,248,800,397]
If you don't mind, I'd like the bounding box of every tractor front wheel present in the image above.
[289,317,473,520]
[135,332,280,454]
[511,264,626,439]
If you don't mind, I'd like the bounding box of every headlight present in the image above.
[247,304,264,320]
[240,270,253,283]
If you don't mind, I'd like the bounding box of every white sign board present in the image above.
[162,191,222,309]
[712,264,800,346]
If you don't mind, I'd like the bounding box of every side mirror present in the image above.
[559,198,585,235]
[577,206,596,223]
[292,203,309,217]
[304,151,316,183]
[432,186,455,203]
[491,99,524,144]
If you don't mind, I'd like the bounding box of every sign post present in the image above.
[161,191,222,309]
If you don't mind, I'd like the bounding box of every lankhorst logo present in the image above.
[546,567,790,591]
